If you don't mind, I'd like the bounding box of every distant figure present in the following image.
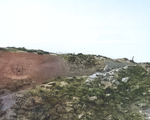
[132,56,134,62]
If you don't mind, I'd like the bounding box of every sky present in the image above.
[0,0,150,62]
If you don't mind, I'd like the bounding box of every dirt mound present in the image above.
[0,50,69,88]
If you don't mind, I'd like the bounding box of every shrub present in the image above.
[43,51,49,54]
[17,47,26,51]
[31,49,37,52]
[68,56,76,62]
[26,49,33,52]
[37,51,43,55]
[0,47,5,51]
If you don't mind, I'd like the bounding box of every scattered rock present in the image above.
[65,107,74,113]
[66,102,73,107]
[122,77,129,83]
[88,96,97,101]
[73,97,80,102]
[0,56,148,120]
[104,65,109,71]
[78,112,85,119]
[16,93,24,98]
[48,82,56,86]
[101,81,112,89]
[143,93,147,96]
[59,82,68,87]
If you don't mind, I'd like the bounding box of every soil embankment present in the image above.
[0,50,69,89]
[0,50,105,91]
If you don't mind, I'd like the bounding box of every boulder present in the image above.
[88,96,97,101]
[122,77,129,83]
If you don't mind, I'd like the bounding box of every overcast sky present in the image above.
[0,0,149,62]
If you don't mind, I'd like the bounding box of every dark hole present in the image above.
[18,70,20,72]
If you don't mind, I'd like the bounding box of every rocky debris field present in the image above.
[0,48,150,120]
[0,64,150,120]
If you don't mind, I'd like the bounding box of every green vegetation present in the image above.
[117,66,150,100]
[60,53,100,68]
[0,46,50,54]
[13,65,150,119]
[0,47,6,51]
[17,47,26,51]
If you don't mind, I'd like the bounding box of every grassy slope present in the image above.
[10,65,150,120]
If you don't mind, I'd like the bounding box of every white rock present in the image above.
[73,97,80,102]
[122,77,129,83]
[85,78,93,83]
[65,107,74,113]
[59,81,68,87]
[115,68,121,72]
[123,66,128,69]
[88,96,97,101]
[16,93,24,98]
[106,94,111,96]
[104,65,109,71]
[113,86,117,89]
[101,81,112,89]
[78,113,84,119]
[89,72,102,79]
[112,80,116,83]
[108,71,114,76]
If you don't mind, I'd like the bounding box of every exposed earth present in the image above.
[0,47,150,120]
[0,50,68,87]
